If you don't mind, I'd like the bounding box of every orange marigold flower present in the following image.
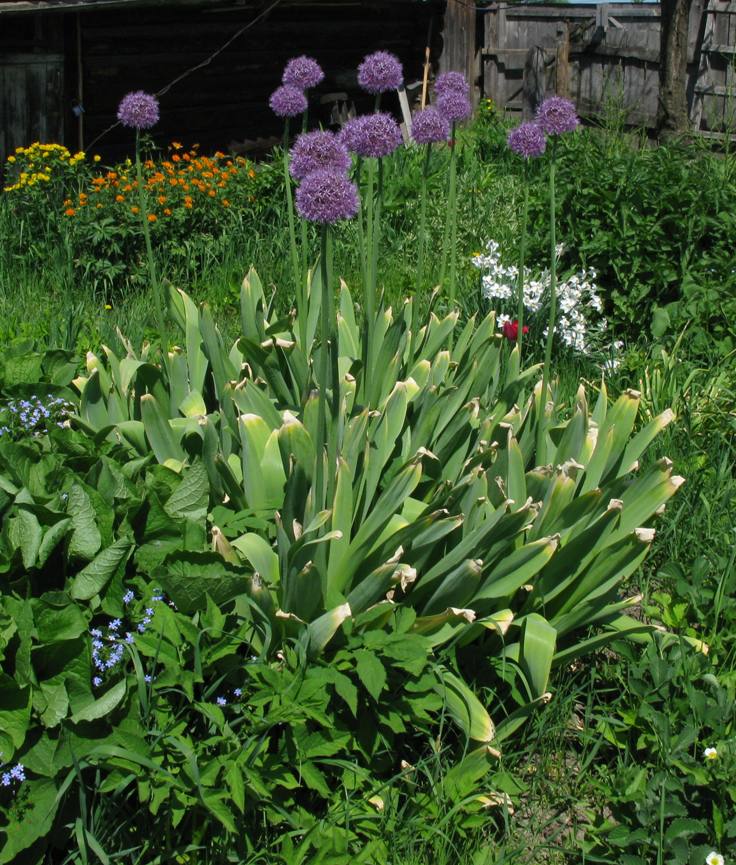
[123,184,133,193]
[183,153,191,162]
[169,179,178,186]
[64,207,76,216]
[148,213,157,222]
[115,194,125,202]
[63,198,72,206]
[172,141,183,150]
[157,195,167,204]
[208,189,216,198]
[184,200,192,209]
[163,207,172,216]
[131,206,140,214]
[248,168,256,179]
[222,199,230,207]
[172,154,181,162]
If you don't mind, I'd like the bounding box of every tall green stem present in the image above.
[314,227,331,512]
[282,121,305,346]
[417,143,432,289]
[370,157,384,310]
[440,123,458,302]
[536,139,558,465]
[364,157,376,323]
[134,131,166,348]
[355,157,366,286]
[516,167,530,357]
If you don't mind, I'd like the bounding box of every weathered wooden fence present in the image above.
[481,0,736,136]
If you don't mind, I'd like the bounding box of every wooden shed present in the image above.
[0,0,479,164]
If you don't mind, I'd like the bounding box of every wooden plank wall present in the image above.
[0,14,66,168]
[481,0,736,135]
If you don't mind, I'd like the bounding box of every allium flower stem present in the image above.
[370,157,384,313]
[355,157,367,285]
[537,138,558,464]
[364,156,376,324]
[440,123,459,302]
[282,121,305,344]
[314,226,337,510]
[134,131,166,346]
[516,164,530,356]
[417,143,432,288]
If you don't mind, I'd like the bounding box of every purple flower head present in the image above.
[437,91,472,124]
[117,91,160,130]
[411,106,450,145]
[269,84,308,118]
[535,96,579,136]
[340,112,402,158]
[216,696,227,706]
[507,122,547,159]
[434,71,470,99]
[282,55,324,90]
[93,676,102,687]
[289,130,351,180]
[358,50,403,94]
[296,169,359,224]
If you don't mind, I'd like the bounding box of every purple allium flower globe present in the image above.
[507,122,547,159]
[117,91,160,130]
[269,84,308,118]
[436,91,472,124]
[282,55,324,90]
[338,116,367,153]
[358,50,404,94]
[411,106,450,145]
[289,130,351,180]
[433,71,470,99]
[535,96,580,136]
[340,112,402,158]
[295,169,359,224]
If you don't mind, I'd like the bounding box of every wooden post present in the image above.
[556,21,570,97]
[440,0,478,103]
[523,46,546,119]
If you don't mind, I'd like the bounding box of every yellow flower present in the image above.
[93,154,101,162]
[104,304,112,310]
[7,156,15,163]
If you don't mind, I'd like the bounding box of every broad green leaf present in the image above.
[303,602,352,658]
[0,779,59,864]
[436,670,494,743]
[232,533,279,584]
[70,538,133,601]
[67,484,102,561]
[7,508,42,569]
[71,678,126,724]
[0,672,31,748]
[164,460,209,522]
[157,551,250,613]
[354,649,386,701]
[518,613,557,698]
[141,394,186,464]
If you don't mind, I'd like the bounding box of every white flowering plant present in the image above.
[471,240,620,361]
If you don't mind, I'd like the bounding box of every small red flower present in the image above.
[502,320,530,341]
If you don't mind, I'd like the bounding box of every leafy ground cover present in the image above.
[0,70,735,865]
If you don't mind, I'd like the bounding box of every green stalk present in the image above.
[370,157,384,310]
[364,157,376,323]
[440,122,458,302]
[516,165,530,356]
[355,157,367,288]
[326,228,339,507]
[282,120,305,346]
[134,131,166,348]
[536,138,558,465]
[314,226,331,512]
[417,143,432,289]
